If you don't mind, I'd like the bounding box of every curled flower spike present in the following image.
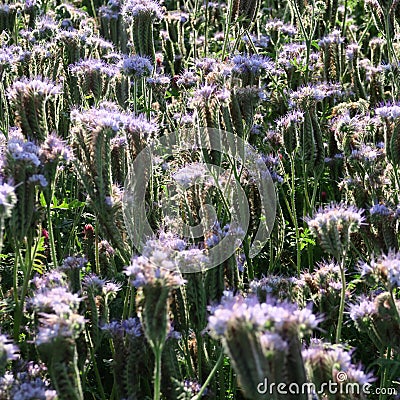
[359,250,400,289]
[302,339,374,398]
[0,181,17,219]
[208,293,319,400]
[305,202,365,259]
[0,334,19,371]
[119,55,153,79]
[7,77,61,144]
[122,0,163,61]
[124,255,186,288]
[122,0,163,20]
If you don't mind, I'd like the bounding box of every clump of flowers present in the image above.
[119,55,153,78]
[359,250,400,290]
[7,77,62,144]
[0,362,58,400]
[306,203,364,343]
[0,334,19,375]
[306,203,364,260]
[69,59,118,102]
[29,271,85,400]
[349,292,400,352]
[303,339,374,399]
[208,293,319,400]
[124,237,185,400]
[122,0,163,61]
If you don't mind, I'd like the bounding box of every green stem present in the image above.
[47,205,58,268]
[191,351,224,400]
[12,244,21,341]
[335,251,347,343]
[94,220,100,275]
[153,343,163,400]
[290,155,301,275]
[204,0,209,57]
[86,327,107,400]
[221,0,235,60]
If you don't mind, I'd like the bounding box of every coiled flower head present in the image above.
[305,203,364,259]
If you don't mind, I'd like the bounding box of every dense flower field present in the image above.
[1,0,400,398]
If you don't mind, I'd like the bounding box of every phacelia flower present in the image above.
[119,55,153,78]
[305,203,364,258]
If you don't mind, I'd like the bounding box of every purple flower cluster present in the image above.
[28,270,85,345]
[7,77,61,101]
[303,339,374,386]
[289,83,343,108]
[349,296,376,324]
[375,102,400,120]
[71,103,157,139]
[0,334,19,364]
[119,55,153,78]
[359,250,400,288]
[69,58,118,78]
[208,293,319,338]
[7,130,41,167]
[306,203,364,239]
[39,134,73,163]
[102,317,143,338]
[99,0,121,20]
[231,54,274,77]
[122,0,163,21]
[0,181,17,218]
[124,254,186,288]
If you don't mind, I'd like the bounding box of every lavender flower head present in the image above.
[69,59,118,78]
[0,334,19,365]
[99,0,121,20]
[231,54,274,77]
[208,293,319,338]
[0,181,17,218]
[289,83,343,109]
[7,76,61,102]
[172,162,207,187]
[102,317,143,338]
[305,203,364,257]
[124,254,185,288]
[28,174,48,188]
[348,296,376,327]
[122,0,163,21]
[359,250,400,288]
[40,133,73,163]
[276,110,305,131]
[175,70,198,88]
[29,286,82,315]
[318,29,345,47]
[375,102,400,120]
[303,339,374,388]
[119,55,153,78]
[58,256,87,273]
[124,113,158,138]
[36,312,86,345]
[350,143,384,163]
[370,202,392,217]
[7,130,41,167]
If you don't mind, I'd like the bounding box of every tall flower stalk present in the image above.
[124,251,185,400]
[306,203,364,342]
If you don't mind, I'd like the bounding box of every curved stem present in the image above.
[221,0,235,60]
[335,250,347,343]
[191,351,224,400]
